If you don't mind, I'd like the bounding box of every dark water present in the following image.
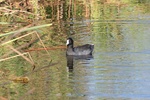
[1,1,150,100]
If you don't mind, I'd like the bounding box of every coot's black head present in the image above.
[66,37,74,46]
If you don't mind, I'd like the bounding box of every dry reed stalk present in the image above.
[0,7,38,16]
[1,34,46,58]
[35,31,50,55]
[0,52,29,62]
[8,46,35,66]
[27,52,34,63]
[0,31,35,46]
[0,24,33,43]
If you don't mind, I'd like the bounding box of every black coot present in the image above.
[66,37,94,56]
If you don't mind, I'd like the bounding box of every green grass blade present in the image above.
[0,23,52,37]
[0,22,10,24]
[1,31,35,46]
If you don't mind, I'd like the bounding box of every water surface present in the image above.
[0,1,150,100]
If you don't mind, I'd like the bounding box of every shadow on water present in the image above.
[66,55,93,72]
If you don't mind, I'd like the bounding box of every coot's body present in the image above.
[66,38,94,56]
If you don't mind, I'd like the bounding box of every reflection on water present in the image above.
[66,55,93,72]
[66,55,74,71]
[0,1,150,100]
[64,2,150,99]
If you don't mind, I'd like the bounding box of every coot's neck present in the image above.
[67,44,74,50]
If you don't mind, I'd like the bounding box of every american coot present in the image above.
[66,37,94,56]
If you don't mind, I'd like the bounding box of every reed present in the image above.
[0,23,52,66]
[0,24,52,38]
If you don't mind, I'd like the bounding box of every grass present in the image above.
[0,0,54,66]
[0,24,52,66]
[0,24,52,45]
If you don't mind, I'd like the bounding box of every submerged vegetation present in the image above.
[0,0,149,64]
[0,0,150,99]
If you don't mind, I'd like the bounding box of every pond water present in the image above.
[64,19,150,100]
[0,1,150,100]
